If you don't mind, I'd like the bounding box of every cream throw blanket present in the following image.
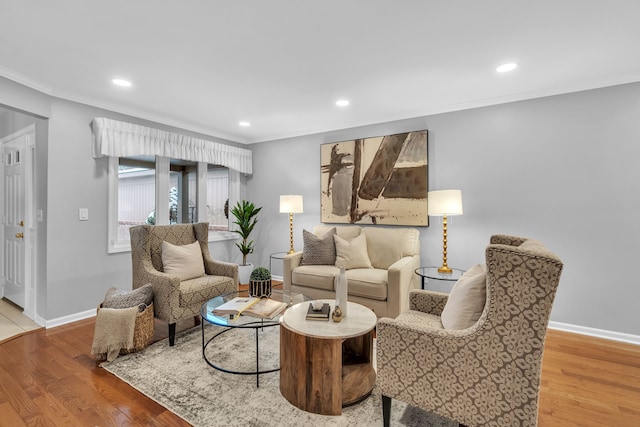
[91,306,138,362]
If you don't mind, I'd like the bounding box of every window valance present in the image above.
[91,117,252,174]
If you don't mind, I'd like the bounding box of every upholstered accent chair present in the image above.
[130,223,238,346]
[377,235,563,427]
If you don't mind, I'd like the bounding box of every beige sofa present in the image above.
[283,225,420,318]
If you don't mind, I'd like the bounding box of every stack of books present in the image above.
[305,302,330,321]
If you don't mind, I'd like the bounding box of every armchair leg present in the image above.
[382,394,391,427]
[169,323,176,346]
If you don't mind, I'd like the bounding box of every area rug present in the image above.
[103,324,456,427]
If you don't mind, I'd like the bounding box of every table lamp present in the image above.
[428,189,463,274]
[280,195,303,254]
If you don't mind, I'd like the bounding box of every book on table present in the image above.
[305,302,330,321]
[213,297,287,319]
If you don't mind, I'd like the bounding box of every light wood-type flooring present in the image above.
[1,313,638,426]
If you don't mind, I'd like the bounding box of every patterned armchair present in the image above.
[376,235,563,427]
[130,223,238,346]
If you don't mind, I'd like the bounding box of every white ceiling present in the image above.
[1,1,640,144]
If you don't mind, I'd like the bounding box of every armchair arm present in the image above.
[135,260,182,323]
[386,254,420,318]
[203,255,239,289]
[283,251,303,291]
[409,289,449,315]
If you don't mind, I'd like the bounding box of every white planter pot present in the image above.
[238,263,253,285]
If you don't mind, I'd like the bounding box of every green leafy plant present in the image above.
[250,267,271,281]
[230,200,262,266]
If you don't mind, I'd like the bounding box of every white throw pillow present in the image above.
[334,233,372,269]
[161,240,206,280]
[440,264,487,330]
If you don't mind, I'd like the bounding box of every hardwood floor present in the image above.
[1,317,638,426]
[538,330,640,426]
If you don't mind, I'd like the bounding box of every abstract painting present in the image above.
[321,130,428,225]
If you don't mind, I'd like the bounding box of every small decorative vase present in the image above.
[332,306,343,322]
[334,267,348,318]
[249,279,272,298]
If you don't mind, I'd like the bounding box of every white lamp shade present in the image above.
[428,190,463,216]
[279,195,304,213]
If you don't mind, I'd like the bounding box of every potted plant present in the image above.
[249,267,272,298]
[230,200,262,284]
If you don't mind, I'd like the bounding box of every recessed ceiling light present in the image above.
[239,121,251,127]
[112,78,132,87]
[496,63,518,73]
[336,99,350,107]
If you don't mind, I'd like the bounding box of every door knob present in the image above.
[19,220,24,227]
[15,233,24,239]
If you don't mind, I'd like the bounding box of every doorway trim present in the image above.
[0,124,37,321]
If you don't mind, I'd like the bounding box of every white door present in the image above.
[1,127,31,309]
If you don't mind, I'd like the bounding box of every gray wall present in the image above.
[248,82,640,337]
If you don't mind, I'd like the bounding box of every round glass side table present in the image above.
[415,266,465,290]
[269,251,288,277]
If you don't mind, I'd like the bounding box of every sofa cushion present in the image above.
[292,265,339,291]
[179,275,235,307]
[347,268,388,301]
[334,233,373,269]
[301,228,336,265]
[441,264,487,330]
[364,227,420,269]
[292,265,388,300]
[161,240,205,281]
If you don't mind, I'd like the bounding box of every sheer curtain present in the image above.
[91,117,252,174]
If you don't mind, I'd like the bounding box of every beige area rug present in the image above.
[103,324,457,427]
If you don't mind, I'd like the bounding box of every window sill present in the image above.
[209,231,238,242]
[108,230,238,254]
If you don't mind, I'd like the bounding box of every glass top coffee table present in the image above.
[200,288,308,387]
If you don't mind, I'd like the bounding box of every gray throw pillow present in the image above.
[103,283,154,312]
[300,228,337,265]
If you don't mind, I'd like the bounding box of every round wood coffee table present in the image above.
[279,300,377,415]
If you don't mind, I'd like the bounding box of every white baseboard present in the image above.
[272,275,283,282]
[45,308,96,329]
[549,321,640,346]
[34,314,47,327]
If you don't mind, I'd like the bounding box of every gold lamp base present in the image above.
[438,214,453,275]
[287,212,295,254]
[437,265,453,274]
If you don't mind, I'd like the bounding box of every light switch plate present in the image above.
[79,208,89,221]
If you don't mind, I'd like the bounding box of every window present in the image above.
[95,118,250,252]
[169,158,197,224]
[112,157,155,250]
[108,156,235,253]
[206,165,229,231]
